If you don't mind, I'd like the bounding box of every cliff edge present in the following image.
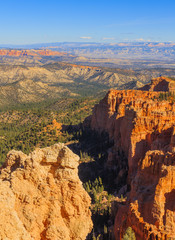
[88,77,175,239]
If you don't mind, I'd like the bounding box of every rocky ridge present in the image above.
[0,63,147,87]
[0,143,92,240]
[0,63,175,106]
[88,77,175,239]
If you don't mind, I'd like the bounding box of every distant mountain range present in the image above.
[0,41,175,60]
[0,42,174,106]
[0,49,67,57]
[1,42,175,69]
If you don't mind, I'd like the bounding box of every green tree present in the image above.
[123,227,136,240]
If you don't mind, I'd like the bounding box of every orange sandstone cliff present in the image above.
[0,143,93,240]
[139,76,175,93]
[88,77,175,239]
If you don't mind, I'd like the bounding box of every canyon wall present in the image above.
[0,143,92,240]
[89,78,175,239]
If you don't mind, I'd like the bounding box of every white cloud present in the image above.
[135,38,151,42]
[80,36,92,39]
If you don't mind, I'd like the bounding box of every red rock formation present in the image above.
[88,85,175,239]
[139,76,175,93]
[115,150,175,239]
[0,49,66,57]
[0,143,92,240]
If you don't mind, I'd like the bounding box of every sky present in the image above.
[0,0,175,44]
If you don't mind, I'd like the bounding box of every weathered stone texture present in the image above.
[0,144,92,240]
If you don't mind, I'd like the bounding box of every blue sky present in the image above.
[0,0,175,44]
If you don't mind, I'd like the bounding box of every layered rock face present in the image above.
[0,143,92,240]
[89,80,175,239]
[139,76,175,93]
[115,150,175,240]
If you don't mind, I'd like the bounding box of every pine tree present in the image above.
[123,227,136,240]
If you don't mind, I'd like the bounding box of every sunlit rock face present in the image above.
[0,143,93,240]
[139,76,175,93]
[88,79,175,239]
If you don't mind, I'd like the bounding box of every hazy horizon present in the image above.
[1,40,175,48]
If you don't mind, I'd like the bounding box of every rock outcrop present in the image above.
[88,83,175,239]
[139,76,175,93]
[0,143,92,240]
